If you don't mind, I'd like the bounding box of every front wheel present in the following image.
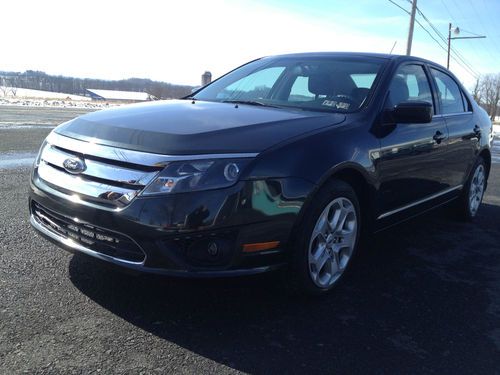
[456,157,487,221]
[287,179,361,295]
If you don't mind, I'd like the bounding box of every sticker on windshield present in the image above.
[322,100,337,107]
[336,102,350,110]
[322,100,350,110]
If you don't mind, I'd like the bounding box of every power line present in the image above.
[415,17,479,79]
[387,0,479,78]
[439,0,500,68]
[448,0,500,60]
[440,0,455,21]
[478,0,500,58]
[415,6,480,77]
[387,0,409,15]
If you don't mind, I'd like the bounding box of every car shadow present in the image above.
[69,203,500,373]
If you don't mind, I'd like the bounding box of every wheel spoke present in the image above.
[327,204,341,232]
[313,214,329,239]
[341,228,356,248]
[330,250,340,274]
[478,173,484,187]
[330,206,348,233]
[315,248,330,273]
[311,234,326,256]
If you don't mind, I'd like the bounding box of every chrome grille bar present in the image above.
[38,162,138,208]
[40,144,159,186]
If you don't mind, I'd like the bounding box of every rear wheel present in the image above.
[456,156,487,221]
[288,179,361,295]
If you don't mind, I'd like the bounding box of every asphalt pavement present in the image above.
[1,106,500,374]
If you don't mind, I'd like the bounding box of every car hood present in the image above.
[55,100,346,155]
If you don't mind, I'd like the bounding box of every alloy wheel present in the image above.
[468,164,485,216]
[308,197,358,288]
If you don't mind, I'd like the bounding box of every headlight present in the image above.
[141,159,252,195]
[33,139,48,168]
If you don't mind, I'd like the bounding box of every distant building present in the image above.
[86,89,156,103]
[201,71,212,86]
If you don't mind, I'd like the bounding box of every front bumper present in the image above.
[29,174,314,277]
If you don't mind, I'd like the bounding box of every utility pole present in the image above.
[447,23,486,69]
[447,23,452,69]
[406,0,417,55]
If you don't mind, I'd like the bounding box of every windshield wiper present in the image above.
[222,100,279,108]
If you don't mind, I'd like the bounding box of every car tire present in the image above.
[287,179,361,295]
[455,156,487,221]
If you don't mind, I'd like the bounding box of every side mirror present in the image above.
[384,101,433,124]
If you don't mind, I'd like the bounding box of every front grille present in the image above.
[31,201,146,263]
[36,132,163,210]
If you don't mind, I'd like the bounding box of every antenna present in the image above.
[389,41,397,54]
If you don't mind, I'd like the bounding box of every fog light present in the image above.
[207,241,219,256]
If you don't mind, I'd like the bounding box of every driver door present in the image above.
[377,63,449,218]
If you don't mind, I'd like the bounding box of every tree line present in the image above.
[0,70,193,99]
[472,73,500,121]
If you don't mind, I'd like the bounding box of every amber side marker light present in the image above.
[242,241,280,253]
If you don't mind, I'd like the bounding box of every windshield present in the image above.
[193,56,385,113]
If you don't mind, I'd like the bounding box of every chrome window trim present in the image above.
[433,111,472,119]
[47,132,258,167]
[377,185,462,220]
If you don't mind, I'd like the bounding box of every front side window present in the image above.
[430,68,466,114]
[194,57,385,113]
[386,64,433,110]
[289,76,316,102]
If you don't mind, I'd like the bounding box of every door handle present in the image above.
[433,130,445,144]
[473,125,481,139]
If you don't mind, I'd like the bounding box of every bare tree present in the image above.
[493,74,500,121]
[476,73,500,120]
[10,77,18,96]
[471,77,481,103]
[0,70,193,99]
[0,77,9,97]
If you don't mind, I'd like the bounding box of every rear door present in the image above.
[377,63,449,217]
[429,67,478,188]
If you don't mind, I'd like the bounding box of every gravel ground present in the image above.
[0,107,500,374]
[0,106,93,155]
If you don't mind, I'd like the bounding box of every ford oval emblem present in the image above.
[63,157,86,174]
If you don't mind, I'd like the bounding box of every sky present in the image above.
[3,0,500,89]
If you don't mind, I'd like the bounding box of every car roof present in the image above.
[264,52,446,70]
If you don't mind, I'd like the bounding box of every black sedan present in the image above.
[29,52,493,294]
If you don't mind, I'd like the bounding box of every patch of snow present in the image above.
[0,86,90,101]
[0,152,37,169]
[0,86,115,109]
[494,124,500,136]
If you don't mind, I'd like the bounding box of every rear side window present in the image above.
[430,68,466,114]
